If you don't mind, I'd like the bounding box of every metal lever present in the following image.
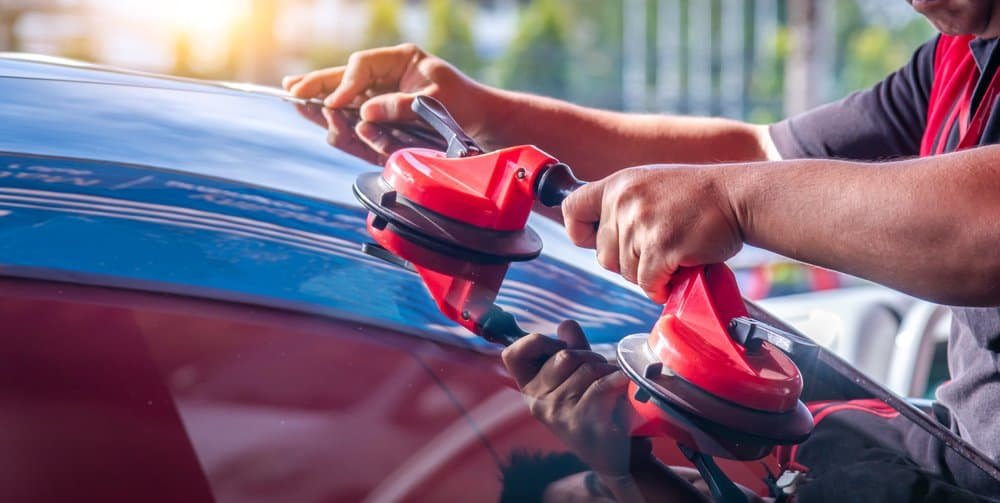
[728,316,818,362]
[679,446,747,503]
[411,95,483,158]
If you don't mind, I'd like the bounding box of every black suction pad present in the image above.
[353,172,543,263]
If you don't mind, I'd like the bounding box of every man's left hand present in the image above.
[562,165,744,304]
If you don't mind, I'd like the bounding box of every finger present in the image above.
[360,91,421,123]
[637,252,675,305]
[595,208,620,273]
[578,371,631,409]
[579,372,637,437]
[356,121,410,157]
[562,180,605,248]
[556,319,590,351]
[322,108,382,165]
[530,349,606,396]
[294,103,328,129]
[325,44,419,108]
[282,74,305,91]
[549,361,618,405]
[289,67,346,99]
[501,333,568,389]
[620,237,640,285]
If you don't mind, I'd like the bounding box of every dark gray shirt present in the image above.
[769,35,1000,466]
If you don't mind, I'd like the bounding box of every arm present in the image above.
[561,146,1000,307]
[283,44,776,186]
[726,145,1000,306]
[483,88,776,181]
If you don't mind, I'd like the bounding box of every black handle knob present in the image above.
[476,304,528,346]
[411,95,483,158]
[535,162,586,207]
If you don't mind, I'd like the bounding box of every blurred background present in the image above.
[1,0,933,122]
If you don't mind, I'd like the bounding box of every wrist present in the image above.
[469,84,518,149]
[718,163,757,247]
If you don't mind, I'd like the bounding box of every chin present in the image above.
[911,0,1000,37]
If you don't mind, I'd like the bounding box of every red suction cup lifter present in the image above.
[382,145,558,232]
[617,264,814,460]
[364,216,525,344]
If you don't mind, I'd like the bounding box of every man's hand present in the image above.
[562,165,743,304]
[283,44,502,154]
[501,321,645,478]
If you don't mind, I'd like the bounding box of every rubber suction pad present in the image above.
[618,334,813,445]
[353,172,543,263]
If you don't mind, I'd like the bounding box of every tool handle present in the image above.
[679,446,747,503]
[411,95,483,158]
[535,162,585,207]
[477,304,528,346]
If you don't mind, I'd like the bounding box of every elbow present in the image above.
[918,264,1000,307]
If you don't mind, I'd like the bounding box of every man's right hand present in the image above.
[283,44,500,152]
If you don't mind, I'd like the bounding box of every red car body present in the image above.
[0,55,773,501]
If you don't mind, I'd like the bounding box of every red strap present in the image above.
[774,399,899,474]
[958,66,1000,150]
[921,35,977,156]
[922,34,1000,156]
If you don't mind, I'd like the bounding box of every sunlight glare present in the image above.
[158,0,248,37]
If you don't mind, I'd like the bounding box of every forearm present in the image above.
[480,87,773,182]
[726,145,1000,305]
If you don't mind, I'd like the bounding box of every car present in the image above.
[2,53,801,501]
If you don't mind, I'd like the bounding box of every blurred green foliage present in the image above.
[497,0,570,98]
[426,0,481,76]
[364,0,404,48]
[833,1,936,94]
[138,0,936,119]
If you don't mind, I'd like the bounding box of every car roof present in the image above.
[0,54,660,348]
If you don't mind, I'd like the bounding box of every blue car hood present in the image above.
[0,55,659,347]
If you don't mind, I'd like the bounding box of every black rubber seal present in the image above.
[617,333,813,445]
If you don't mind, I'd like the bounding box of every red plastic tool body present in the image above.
[367,216,508,334]
[629,265,804,457]
[370,145,558,333]
[655,265,802,413]
[383,146,558,231]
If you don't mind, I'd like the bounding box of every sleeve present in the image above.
[769,36,938,161]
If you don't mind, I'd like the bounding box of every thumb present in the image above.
[556,319,590,351]
[562,179,605,248]
[637,253,676,305]
[360,92,420,123]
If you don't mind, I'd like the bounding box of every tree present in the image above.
[834,0,935,95]
[426,0,481,77]
[567,0,624,109]
[498,0,570,99]
[364,0,404,49]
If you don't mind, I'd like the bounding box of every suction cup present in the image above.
[618,333,813,448]
[353,173,542,263]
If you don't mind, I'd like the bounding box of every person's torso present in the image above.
[921,34,1000,462]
